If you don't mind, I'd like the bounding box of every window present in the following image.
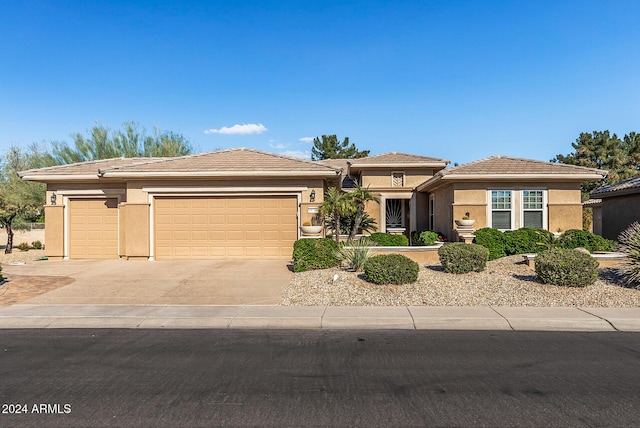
[391,172,404,187]
[491,190,512,229]
[429,195,435,231]
[522,190,544,228]
[488,189,547,230]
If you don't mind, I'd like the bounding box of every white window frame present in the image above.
[488,189,515,231]
[520,189,548,230]
[486,189,548,231]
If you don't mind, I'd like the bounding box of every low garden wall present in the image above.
[371,246,441,264]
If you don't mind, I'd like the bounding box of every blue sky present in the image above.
[1,0,638,165]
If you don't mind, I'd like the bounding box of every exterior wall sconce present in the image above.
[50,193,57,205]
[310,189,316,202]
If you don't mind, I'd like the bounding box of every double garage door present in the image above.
[67,196,298,260]
[154,196,298,260]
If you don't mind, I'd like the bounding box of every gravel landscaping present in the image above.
[281,255,640,307]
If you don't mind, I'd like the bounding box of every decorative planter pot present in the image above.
[455,219,475,227]
[301,225,323,235]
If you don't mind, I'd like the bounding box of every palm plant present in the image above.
[347,183,380,240]
[320,187,354,242]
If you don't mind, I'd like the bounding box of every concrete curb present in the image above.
[0,305,639,331]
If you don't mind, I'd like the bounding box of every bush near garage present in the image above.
[292,238,341,272]
[557,229,617,252]
[473,227,507,260]
[31,240,43,250]
[438,243,489,274]
[363,254,419,285]
[504,228,555,255]
[535,248,599,287]
[368,232,409,246]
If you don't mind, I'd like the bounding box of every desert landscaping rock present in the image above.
[281,255,640,307]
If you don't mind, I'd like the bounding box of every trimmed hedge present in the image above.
[438,243,489,274]
[363,253,419,284]
[473,227,506,260]
[504,228,554,255]
[368,232,409,246]
[292,238,341,272]
[535,248,599,287]
[557,229,617,252]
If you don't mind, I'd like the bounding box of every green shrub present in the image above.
[363,254,419,284]
[31,240,43,250]
[535,248,599,287]
[368,232,409,246]
[0,265,3,282]
[557,229,617,252]
[438,243,489,274]
[336,238,377,272]
[411,230,439,246]
[473,227,506,260]
[292,238,341,272]
[504,228,554,255]
[618,222,640,288]
[16,242,31,251]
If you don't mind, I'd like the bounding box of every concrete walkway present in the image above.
[1,305,639,331]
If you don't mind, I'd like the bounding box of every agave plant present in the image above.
[618,222,640,288]
[335,237,377,272]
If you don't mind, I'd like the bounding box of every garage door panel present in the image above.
[69,198,119,259]
[155,196,297,259]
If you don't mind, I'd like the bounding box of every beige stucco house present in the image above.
[19,149,606,260]
[590,175,640,240]
[416,156,607,237]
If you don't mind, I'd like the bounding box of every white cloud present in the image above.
[204,123,268,135]
[282,150,311,160]
[269,143,286,149]
[299,136,314,143]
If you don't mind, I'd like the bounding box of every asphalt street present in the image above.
[1,329,639,427]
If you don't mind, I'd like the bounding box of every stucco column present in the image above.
[123,203,150,260]
[44,205,64,260]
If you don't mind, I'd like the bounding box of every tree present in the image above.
[49,122,193,164]
[0,144,51,253]
[311,135,369,160]
[553,130,640,197]
[320,187,354,242]
[347,183,380,240]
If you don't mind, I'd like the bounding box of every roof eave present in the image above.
[101,170,340,178]
[349,162,449,170]
[20,174,101,181]
[591,187,640,198]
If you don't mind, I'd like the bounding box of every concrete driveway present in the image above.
[2,259,292,305]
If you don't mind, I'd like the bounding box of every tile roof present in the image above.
[438,155,606,176]
[19,157,164,177]
[417,155,608,191]
[591,174,640,197]
[314,158,349,170]
[103,148,339,174]
[348,152,449,165]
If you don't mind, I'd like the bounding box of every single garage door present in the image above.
[154,196,297,259]
[69,198,119,259]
